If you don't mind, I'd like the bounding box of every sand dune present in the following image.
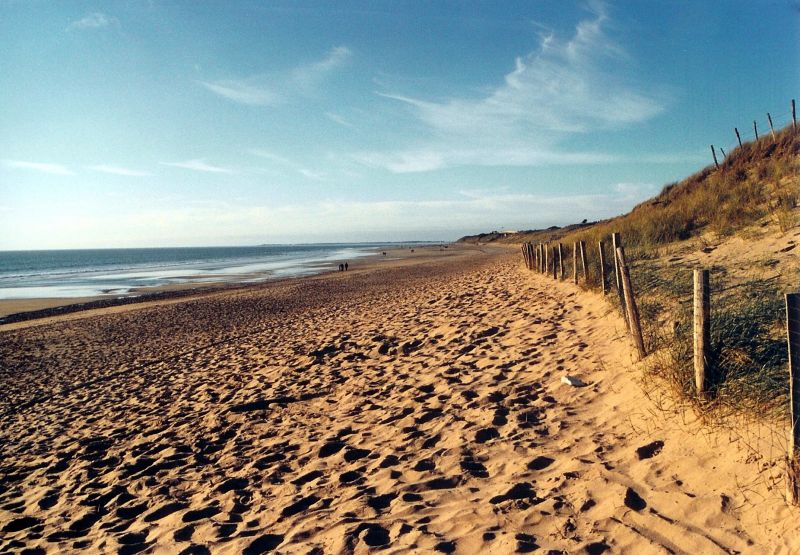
[1,248,797,554]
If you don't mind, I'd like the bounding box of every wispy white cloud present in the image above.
[161,159,233,174]
[248,149,293,165]
[198,80,280,107]
[6,181,658,248]
[249,148,326,180]
[291,46,351,92]
[360,2,666,173]
[200,46,351,106]
[352,148,615,173]
[325,112,355,128]
[3,159,74,175]
[67,12,118,31]
[298,168,326,180]
[88,164,151,177]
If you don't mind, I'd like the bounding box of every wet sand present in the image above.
[1,246,797,554]
[0,245,458,323]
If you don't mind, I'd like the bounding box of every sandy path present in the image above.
[1,251,797,554]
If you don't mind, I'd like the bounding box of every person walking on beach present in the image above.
[339,263,344,272]
[344,262,349,271]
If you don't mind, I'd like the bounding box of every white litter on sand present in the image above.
[561,375,586,387]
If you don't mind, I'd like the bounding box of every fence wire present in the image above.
[522,240,794,421]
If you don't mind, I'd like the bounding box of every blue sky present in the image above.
[1,1,797,249]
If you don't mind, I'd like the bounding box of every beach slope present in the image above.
[1,249,796,554]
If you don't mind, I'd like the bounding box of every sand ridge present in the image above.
[1,250,797,554]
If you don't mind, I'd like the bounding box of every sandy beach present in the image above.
[1,246,798,554]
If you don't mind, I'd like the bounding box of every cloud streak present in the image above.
[67,12,118,31]
[199,81,279,106]
[361,2,666,173]
[161,159,233,173]
[88,165,151,177]
[200,46,351,106]
[249,148,326,180]
[3,160,74,175]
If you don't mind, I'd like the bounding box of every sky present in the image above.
[0,1,798,249]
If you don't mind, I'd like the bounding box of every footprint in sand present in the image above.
[623,487,647,511]
[475,427,500,443]
[635,440,664,460]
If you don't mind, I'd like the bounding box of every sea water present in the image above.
[0,244,404,300]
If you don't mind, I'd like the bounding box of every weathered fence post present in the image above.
[544,243,549,275]
[753,120,759,141]
[616,247,646,359]
[598,241,607,295]
[735,127,742,148]
[719,147,726,159]
[579,240,588,283]
[542,243,546,274]
[536,244,541,273]
[558,243,565,280]
[786,293,800,505]
[694,269,711,398]
[793,99,797,130]
[573,242,578,284]
[528,243,534,270]
[711,145,719,169]
[611,233,622,291]
[768,113,776,141]
[612,233,629,329]
[552,246,558,279]
[527,243,533,270]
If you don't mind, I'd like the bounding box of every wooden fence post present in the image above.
[612,233,629,328]
[579,240,588,282]
[735,127,742,148]
[552,246,558,279]
[598,241,607,294]
[711,145,719,169]
[768,113,776,140]
[786,293,800,505]
[611,233,622,291]
[541,243,546,274]
[720,147,726,159]
[617,247,646,359]
[694,269,711,398]
[753,120,759,141]
[529,243,534,270]
[536,244,541,273]
[573,242,578,284]
[793,99,797,130]
[544,243,549,275]
[558,243,565,280]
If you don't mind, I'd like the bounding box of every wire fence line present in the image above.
[519,103,799,503]
[712,100,796,165]
[520,228,800,504]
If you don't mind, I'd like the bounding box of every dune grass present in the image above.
[505,124,799,421]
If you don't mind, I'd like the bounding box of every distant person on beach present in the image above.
[344,262,349,271]
[339,263,344,272]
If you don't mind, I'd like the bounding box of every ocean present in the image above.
[0,244,407,300]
